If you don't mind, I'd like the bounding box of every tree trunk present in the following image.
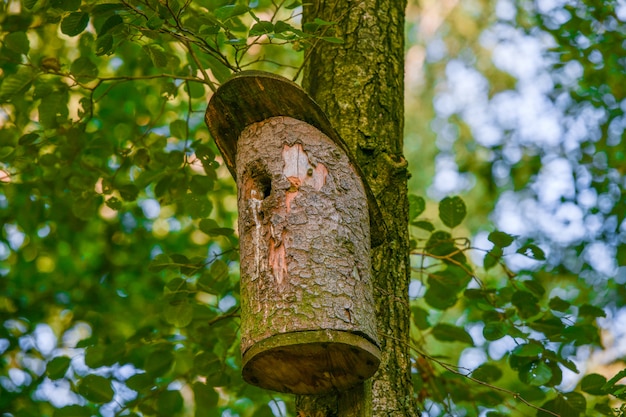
[297,1,418,416]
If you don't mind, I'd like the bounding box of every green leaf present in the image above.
[46,356,71,379]
[77,374,114,403]
[314,17,336,25]
[549,296,570,312]
[145,349,175,377]
[54,405,91,417]
[50,0,80,10]
[95,33,114,55]
[156,390,183,415]
[18,132,39,146]
[165,276,187,293]
[581,373,607,395]
[579,304,606,318]
[61,12,89,36]
[126,373,154,392]
[144,44,168,68]
[511,290,539,319]
[190,175,214,194]
[603,368,626,392]
[411,306,430,330]
[528,316,565,339]
[429,266,471,291]
[408,195,426,221]
[165,300,194,327]
[118,184,139,202]
[517,243,546,260]
[249,21,274,36]
[472,363,503,383]
[488,231,515,248]
[520,361,552,386]
[0,69,33,102]
[84,345,107,368]
[193,382,219,415]
[593,402,615,416]
[186,81,206,99]
[557,357,579,374]
[563,392,587,412]
[537,393,586,417]
[24,0,38,9]
[210,260,229,282]
[424,285,458,310]
[70,57,98,82]
[274,20,297,34]
[545,359,563,386]
[482,321,508,341]
[512,343,543,358]
[214,4,249,20]
[92,3,123,15]
[432,323,474,345]
[438,196,466,228]
[170,119,187,139]
[412,221,434,232]
[425,230,454,255]
[39,91,69,128]
[483,246,502,270]
[184,194,213,219]
[194,351,220,375]
[149,253,172,272]
[0,146,15,160]
[321,36,345,44]
[147,15,165,29]
[98,14,123,37]
[285,0,301,9]
[105,197,122,210]
[199,219,232,236]
[522,279,545,297]
[203,53,231,83]
[4,31,30,55]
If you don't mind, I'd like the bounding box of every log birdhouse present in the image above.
[205,71,385,395]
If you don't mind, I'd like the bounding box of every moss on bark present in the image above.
[297,1,418,416]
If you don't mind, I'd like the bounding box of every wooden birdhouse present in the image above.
[205,71,385,395]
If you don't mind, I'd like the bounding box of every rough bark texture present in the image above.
[236,117,380,395]
[205,72,387,245]
[298,0,417,415]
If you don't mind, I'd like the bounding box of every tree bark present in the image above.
[297,1,418,416]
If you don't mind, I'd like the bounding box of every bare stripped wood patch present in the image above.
[236,116,379,394]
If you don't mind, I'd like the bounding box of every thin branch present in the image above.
[183,40,218,92]
[293,0,349,81]
[414,348,560,417]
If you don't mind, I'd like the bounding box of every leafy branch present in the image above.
[413,347,561,417]
[406,195,612,416]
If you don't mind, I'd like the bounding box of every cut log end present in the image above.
[242,330,381,395]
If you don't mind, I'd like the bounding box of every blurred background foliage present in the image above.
[0,0,624,416]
